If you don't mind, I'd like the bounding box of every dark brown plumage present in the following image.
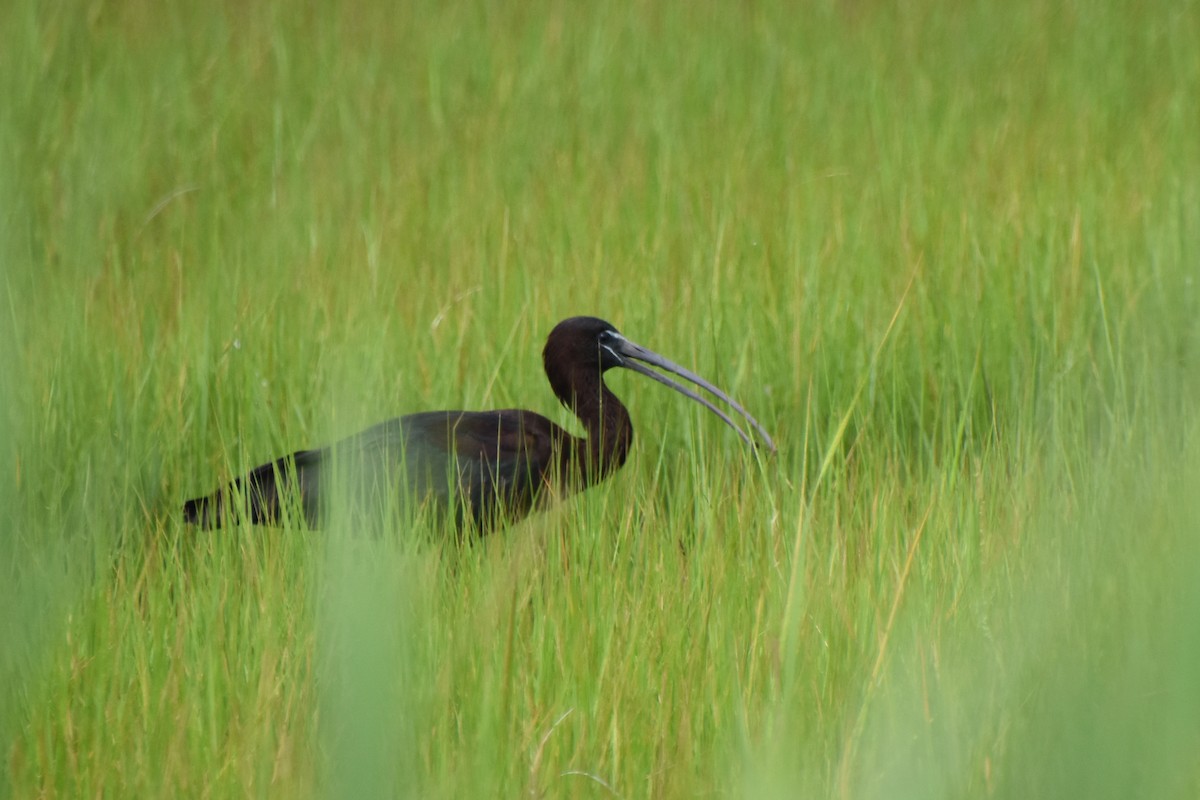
[183,316,774,532]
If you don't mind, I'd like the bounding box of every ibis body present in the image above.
[183,316,773,532]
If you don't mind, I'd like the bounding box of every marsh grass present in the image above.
[3,0,1199,796]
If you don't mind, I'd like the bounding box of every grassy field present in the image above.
[3,0,1199,796]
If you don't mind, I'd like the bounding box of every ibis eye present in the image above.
[597,333,624,366]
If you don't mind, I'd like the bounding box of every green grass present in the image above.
[3,0,1199,796]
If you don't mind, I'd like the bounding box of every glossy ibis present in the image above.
[183,316,774,532]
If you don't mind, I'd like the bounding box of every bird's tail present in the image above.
[182,457,296,529]
[182,490,225,529]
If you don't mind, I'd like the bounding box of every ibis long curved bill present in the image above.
[605,333,776,453]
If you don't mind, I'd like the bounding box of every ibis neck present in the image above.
[552,367,632,484]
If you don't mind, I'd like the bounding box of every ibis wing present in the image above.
[184,410,559,531]
[330,409,557,529]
